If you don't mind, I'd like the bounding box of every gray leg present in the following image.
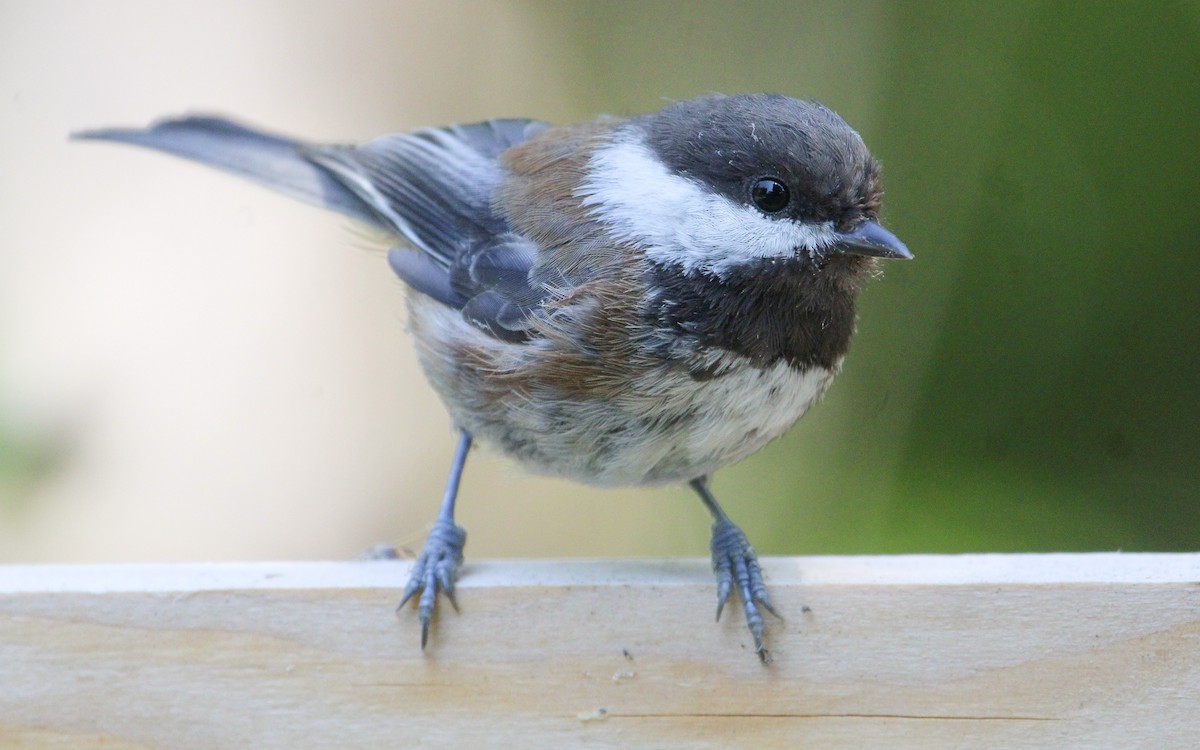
[397,430,471,648]
[690,476,780,663]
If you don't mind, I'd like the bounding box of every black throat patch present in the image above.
[647,257,863,374]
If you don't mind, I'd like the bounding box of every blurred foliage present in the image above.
[0,423,57,513]
[876,2,1200,552]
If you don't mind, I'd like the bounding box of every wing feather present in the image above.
[77,114,557,341]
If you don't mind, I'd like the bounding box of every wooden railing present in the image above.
[2,554,1197,747]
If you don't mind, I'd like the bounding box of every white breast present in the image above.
[603,357,836,485]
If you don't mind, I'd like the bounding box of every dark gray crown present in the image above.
[639,93,881,227]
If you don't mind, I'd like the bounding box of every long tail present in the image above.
[73,116,385,229]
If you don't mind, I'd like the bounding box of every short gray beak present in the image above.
[834,220,912,260]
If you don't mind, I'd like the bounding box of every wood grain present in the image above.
[1,555,1198,749]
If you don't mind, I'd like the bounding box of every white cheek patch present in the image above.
[578,136,838,276]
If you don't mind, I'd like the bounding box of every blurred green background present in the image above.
[2,1,1197,561]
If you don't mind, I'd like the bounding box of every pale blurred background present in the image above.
[2,1,1197,564]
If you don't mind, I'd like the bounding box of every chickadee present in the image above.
[76,93,910,662]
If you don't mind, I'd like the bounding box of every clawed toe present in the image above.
[710,517,780,663]
[396,517,467,649]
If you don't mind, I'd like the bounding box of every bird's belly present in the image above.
[570,360,835,485]
[407,296,835,486]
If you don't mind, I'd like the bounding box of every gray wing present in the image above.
[307,120,553,339]
[74,115,553,341]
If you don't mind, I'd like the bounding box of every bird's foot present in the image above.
[396,518,467,649]
[710,518,780,663]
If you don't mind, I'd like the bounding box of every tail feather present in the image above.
[73,116,384,229]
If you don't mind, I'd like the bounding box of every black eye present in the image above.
[750,178,790,213]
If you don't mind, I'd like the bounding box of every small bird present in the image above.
[76,93,910,662]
